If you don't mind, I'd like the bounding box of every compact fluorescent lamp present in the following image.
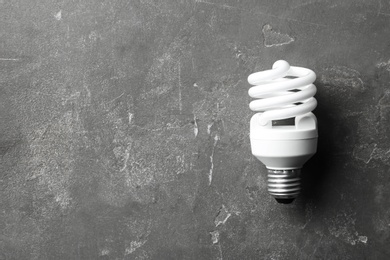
[247,60,318,204]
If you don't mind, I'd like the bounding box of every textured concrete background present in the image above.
[1,0,390,259]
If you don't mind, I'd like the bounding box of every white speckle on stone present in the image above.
[376,59,390,71]
[359,236,368,244]
[54,191,71,210]
[54,10,62,20]
[128,113,134,124]
[89,31,98,41]
[100,249,110,256]
[207,124,213,134]
[210,230,219,244]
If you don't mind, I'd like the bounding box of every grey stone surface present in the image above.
[1,0,389,259]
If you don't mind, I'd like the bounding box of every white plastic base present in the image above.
[250,112,318,169]
[251,138,317,169]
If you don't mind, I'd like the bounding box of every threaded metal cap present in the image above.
[267,169,301,203]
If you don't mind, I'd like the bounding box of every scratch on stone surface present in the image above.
[195,0,236,10]
[195,0,326,27]
[106,93,124,104]
[193,115,198,137]
[66,24,70,40]
[214,204,231,227]
[353,143,390,165]
[178,62,183,112]
[262,24,294,47]
[290,0,321,9]
[309,234,324,258]
[0,58,21,61]
[134,124,189,132]
[300,202,313,229]
[82,80,91,105]
[30,91,59,97]
[209,135,219,185]
[377,0,383,16]
[119,145,131,172]
[353,143,376,164]
[217,243,223,260]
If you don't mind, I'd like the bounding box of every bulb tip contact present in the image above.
[275,198,295,204]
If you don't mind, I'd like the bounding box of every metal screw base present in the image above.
[267,169,301,203]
